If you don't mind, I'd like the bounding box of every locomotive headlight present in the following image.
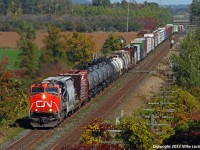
[42,94,46,100]
[35,108,38,111]
[49,108,52,112]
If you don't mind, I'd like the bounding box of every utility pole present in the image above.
[126,0,130,32]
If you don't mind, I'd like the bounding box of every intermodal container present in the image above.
[144,33,155,53]
[153,30,159,47]
[158,27,166,40]
[131,38,147,59]
[173,25,178,33]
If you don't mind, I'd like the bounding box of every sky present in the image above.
[112,0,193,5]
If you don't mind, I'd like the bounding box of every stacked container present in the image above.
[158,29,165,43]
[158,27,167,41]
[153,30,159,47]
[144,33,155,53]
[178,25,184,33]
[173,25,178,33]
[130,38,147,61]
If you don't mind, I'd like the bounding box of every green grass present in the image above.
[0,49,43,70]
[0,49,20,70]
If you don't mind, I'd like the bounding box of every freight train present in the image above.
[29,24,184,127]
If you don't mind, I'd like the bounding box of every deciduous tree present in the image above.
[81,119,114,144]
[172,33,200,88]
[0,57,28,126]
[64,32,96,68]
[17,21,38,76]
[117,117,154,150]
[191,0,200,16]
[41,25,65,64]
[101,34,122,56]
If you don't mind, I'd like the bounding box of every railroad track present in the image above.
[4,129,51,150]
[50,36,178,149]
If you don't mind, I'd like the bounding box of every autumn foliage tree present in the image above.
[161,85,200,126]
[81,119,114,144]
[117,117,154,150]
[161,86,200,145]
[0,57,28,126]
[17,21,38,76]
[64,32,96,68]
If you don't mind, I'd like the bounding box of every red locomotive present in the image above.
[29,70,88,127]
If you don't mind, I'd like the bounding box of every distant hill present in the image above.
[163,4,190,8]
[72,0,90,4]
[162,5,190,15]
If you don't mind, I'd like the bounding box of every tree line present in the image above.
[191,0,200,16]
[0,0,173,32]
[16,22,126,77]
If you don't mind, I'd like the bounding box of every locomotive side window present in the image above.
[32,87,44,94]
[46,87,58,95]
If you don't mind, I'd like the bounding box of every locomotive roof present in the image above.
[42,76,72,83]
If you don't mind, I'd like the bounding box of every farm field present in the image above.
[0,31,137,69]
[0,49,20,69]
[0,31,138,50]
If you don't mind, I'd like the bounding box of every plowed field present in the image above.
[0,32,137,50]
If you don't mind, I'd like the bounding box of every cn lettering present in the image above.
[36,100,52,107]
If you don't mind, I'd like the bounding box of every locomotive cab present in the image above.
[29,82,61,127]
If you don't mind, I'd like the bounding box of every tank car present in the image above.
[111,56,123,76]
[109,58,120,80]
[112,50,131,72]
[87,60,116,98]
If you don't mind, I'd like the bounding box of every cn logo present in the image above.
[36,100,52,107]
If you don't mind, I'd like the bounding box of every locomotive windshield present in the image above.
[46,87,58,95]
[32,87,44,94]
